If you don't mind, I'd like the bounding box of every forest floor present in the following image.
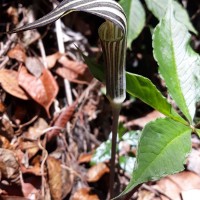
[0,0,200,200]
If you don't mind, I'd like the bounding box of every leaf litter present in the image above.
[0,1,200,200]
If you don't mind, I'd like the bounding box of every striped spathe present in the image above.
[10,0,127,104]
[10,0,127,35]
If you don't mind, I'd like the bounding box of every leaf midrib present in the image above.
[134,126,191,182]
[167,10,192,122]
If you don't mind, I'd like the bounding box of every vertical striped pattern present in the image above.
[10,0,127,104]
[99,21,126,104]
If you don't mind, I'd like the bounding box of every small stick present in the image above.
[53,3,73,106]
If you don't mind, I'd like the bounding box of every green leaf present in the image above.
[116,117,192,198]
[144,0,197,34]
[118,123,128,139]
[126,72,187,124]
[153,4,200,123]
[85,58,187,125]
[84,56,187,125]
[120,0,145,48]
[192,60,200,103]
[195,129,200,137]
[83,55,105,82]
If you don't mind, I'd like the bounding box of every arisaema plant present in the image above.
[7,0,200,199]
[8,0,127,199]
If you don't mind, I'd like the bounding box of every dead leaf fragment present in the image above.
[18,139,39,161]
[7,45,26,63]
[47,102,76,141]
[1,114,14,137]
[26,118,49,140]
[25,57,43,78]
[187,149,200,176]
[124,110,164,128]
[21,175,41,199]
[153,171,200,200]
[18,66,58,116]
[7,6,19,25]
[87,163,109,182]
[78,152,93,164]
[0,135,11,149]
[47,157,74,199]
[0,148,19,183]
[61,164,74,199]
[46,52,62,69]
[47,156,62,200]
[56,56,92,84]
[71,188,99,200]
[137,189,155,200]
[0,69,29,100]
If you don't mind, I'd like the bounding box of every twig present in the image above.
[0,33,17,57]
[70,79,99,132]
[0,56,9,69]
[37,138,48,199]
[61,164,82,179]
[38,39,48,68]
[191,7,200,21]
[141,184,174,200]
[53,3,73,106]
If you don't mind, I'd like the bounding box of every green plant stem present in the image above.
[109,102,121,199]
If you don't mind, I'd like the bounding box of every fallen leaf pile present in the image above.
[0,4,109,199]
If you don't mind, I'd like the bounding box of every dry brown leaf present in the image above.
[15,149,41,176]
[71,188,99,200]
[61,165,74,199]
[18,66,58,117]
[1,115,14,137]
[153,171,200,200]
[0,148,19,183]
[83,100,99,121]
[25,57,43,78]
[46,102,76,141]
[56,56,92,84]
[78,152,93,164]
[7,6,19,25]
[20,160,41,176]
[7,44,26,62]
[0,135,11,149]
[187,149,200,176]
[87,163,109,182]
[45,52,62,69]
[124,110,164,128]
[0,69,29,100]
[26,118,49,140]
[47,156,62,200]
[18,138,39,160]
[137,190,155,200]
[21,175,41,199]
[47,157,74,199]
